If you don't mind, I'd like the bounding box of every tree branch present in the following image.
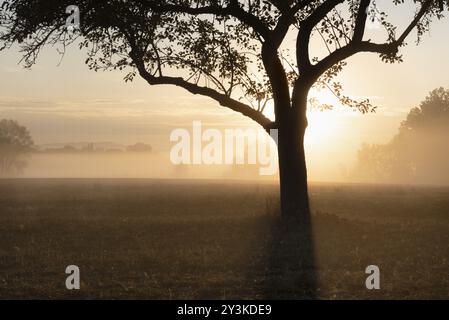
[140,0,271,40]
[130,50,274,129]
[311,0,434,82]
[271,0,316,48]
[353,0,371,42]
[296,0,345,72]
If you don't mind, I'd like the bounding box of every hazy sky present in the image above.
[1,2,448,181]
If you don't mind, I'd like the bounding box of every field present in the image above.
[0,179,448,299]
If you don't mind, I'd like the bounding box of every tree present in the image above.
[352,88,449,184]
[400,87,449,133]
[1,0,446,218]
[0,119,34,176]
[394,87,449,184]
[353,143,396,183]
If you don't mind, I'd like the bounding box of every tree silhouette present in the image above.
[0,0,446,218]
[0,119,34,177]
[353,88,449,184]
[400,87,449,133]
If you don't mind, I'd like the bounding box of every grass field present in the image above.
[0,179,448,299]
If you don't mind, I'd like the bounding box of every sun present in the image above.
[261,88,340,146]
[305,88,341,146]
[305,109,339,146]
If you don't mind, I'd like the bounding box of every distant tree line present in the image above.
[351,88,449,185]
[0,118,154,177]
[40,142,153,154]
[0,119,34,177]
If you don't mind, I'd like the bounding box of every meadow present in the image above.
[0,179,448,299]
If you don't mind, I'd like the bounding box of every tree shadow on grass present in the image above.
[260,199,317,299]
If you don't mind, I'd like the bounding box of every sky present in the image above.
[1,2,449,181]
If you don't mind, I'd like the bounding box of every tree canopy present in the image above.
[1,1,447,130]
[400,87,449,133]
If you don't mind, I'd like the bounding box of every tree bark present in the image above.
[277,121,310,221]
[276,90,310,221]
[261,41,311,221]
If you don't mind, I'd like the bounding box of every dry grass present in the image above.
[0,179,448,299]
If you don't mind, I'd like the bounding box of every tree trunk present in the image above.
[278,124,310,220]
[277,97,310,221]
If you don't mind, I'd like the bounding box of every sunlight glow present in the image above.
[262,88,341,146]
[306,88,341,146]
[305,109,339,146]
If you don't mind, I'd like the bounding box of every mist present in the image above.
[16,126,448,185]
[22,152,279,181]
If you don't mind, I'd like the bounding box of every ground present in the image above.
[0,179,448,299]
